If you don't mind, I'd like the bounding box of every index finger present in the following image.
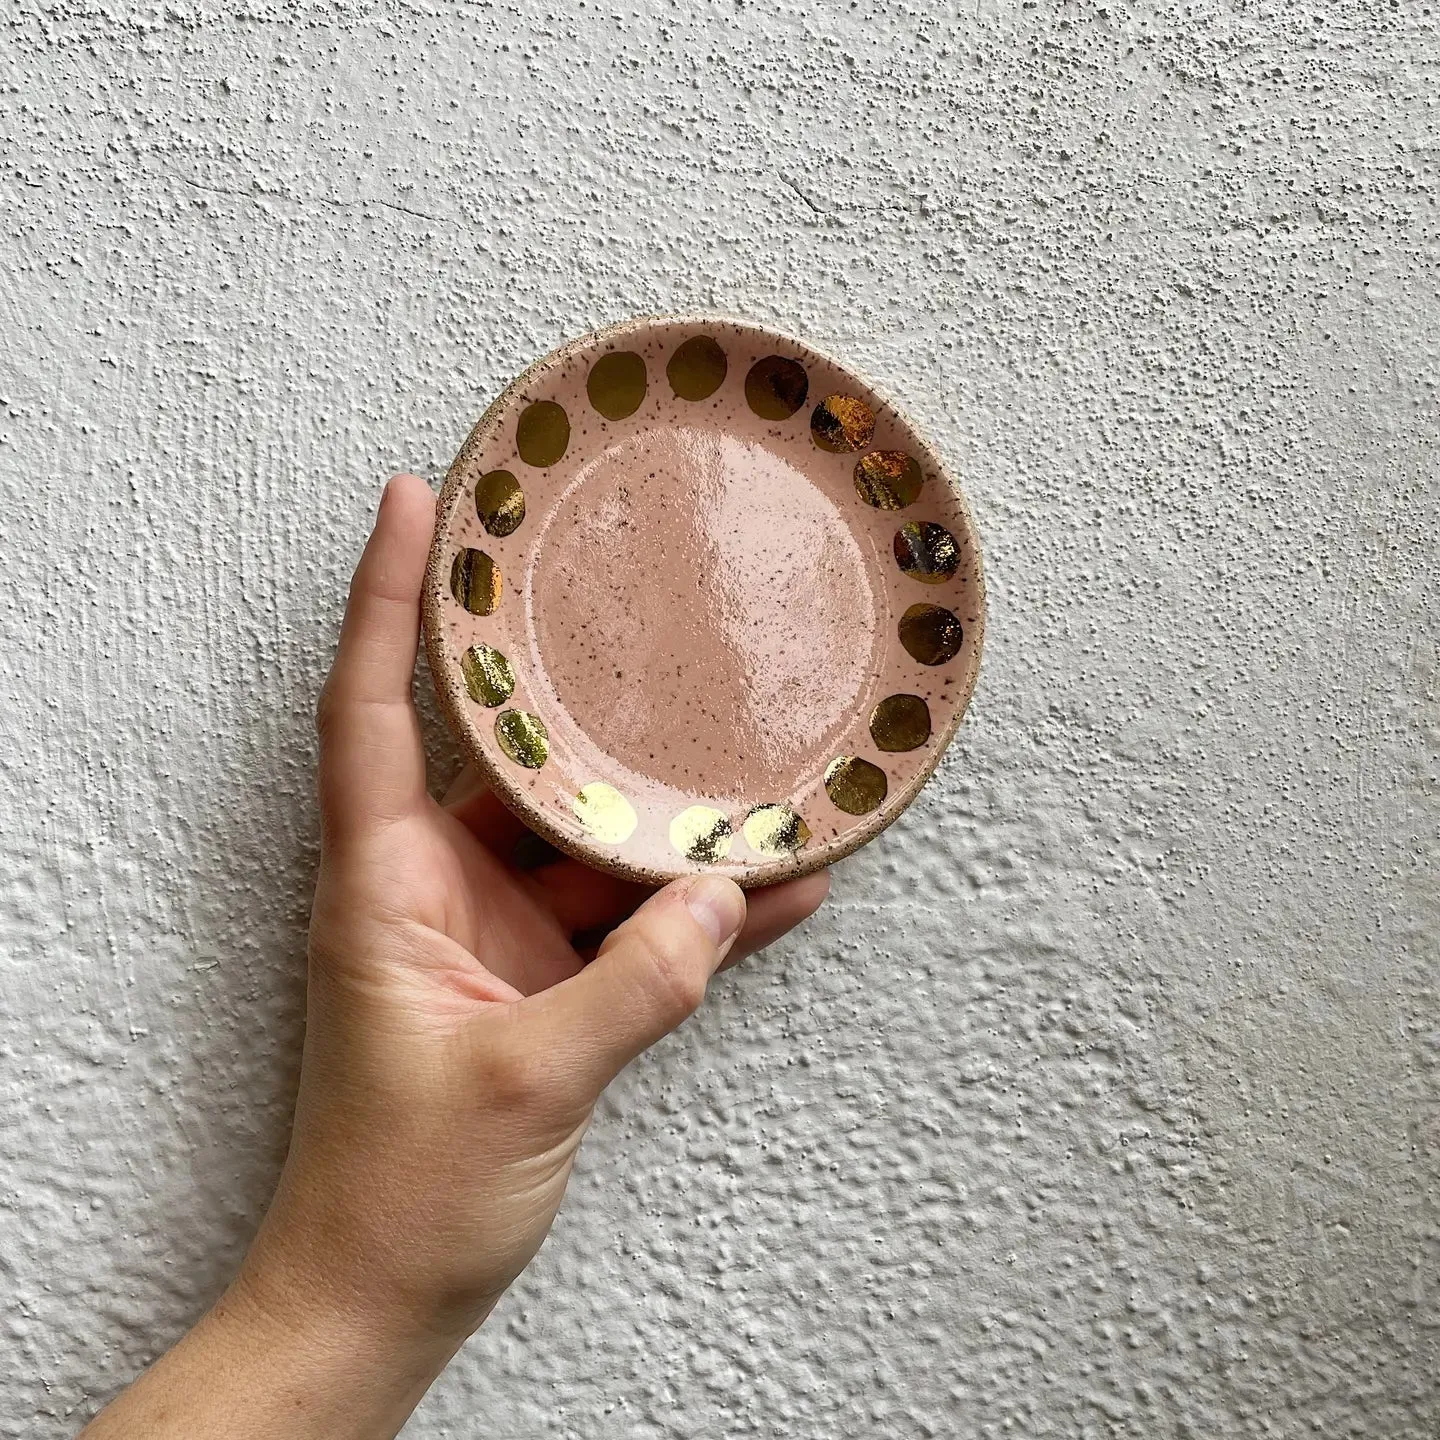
[315,474,436,840]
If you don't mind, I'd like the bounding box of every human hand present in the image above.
[246,471,828,1344]
[78,475,827,1438]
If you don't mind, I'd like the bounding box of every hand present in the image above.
[251,469,829,1335]
[80,475,828,1439]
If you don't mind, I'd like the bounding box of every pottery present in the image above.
[423,316,985,887]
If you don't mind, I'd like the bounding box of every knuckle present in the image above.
[628,924,707,1020]
[484,1042,551,1112]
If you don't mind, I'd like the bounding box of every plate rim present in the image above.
[422,311,987,889]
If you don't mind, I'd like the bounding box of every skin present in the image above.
[79,474,829,1439]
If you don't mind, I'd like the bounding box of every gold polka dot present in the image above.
[669,805,733,863]
[870,693,931,752]
[460,643,515,707]
[475,469,526,537]
[824,757,888,815]
[899,603,964,666]
[450,548,501,615]
[742,804,812,857]
[854,451,924,509]
[744,355,809,420]
[574,782,638,844]
[495,709,549,769]
[516,400,569,467]
[667,335,728,401]
[587,351,648,420]
[810,394,876,453]
[894,521,960,584]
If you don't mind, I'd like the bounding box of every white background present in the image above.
[2,3,1436,1435]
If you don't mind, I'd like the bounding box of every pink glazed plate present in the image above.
[423,316,985,888]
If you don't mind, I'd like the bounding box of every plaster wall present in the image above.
[1,3,1436,1435]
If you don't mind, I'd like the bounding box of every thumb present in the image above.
[519,876,747,1096]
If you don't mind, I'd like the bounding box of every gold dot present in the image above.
[870,693,931,752]
[460,643,515,707]
[516,401,569,467]
[669,805,733,863]
[574,782,638,845]
[824,756,888,815]
[667,335,728,401]
[742,803,812,858]
[899,603,963,666]
[474,470,526,537]
[450,548,501,615]
[587,350,648,420]
[894,521,960,584]
[854,451,924,509]
[495,709,549,769]
[744,355,809,420]
[810,394,876,453]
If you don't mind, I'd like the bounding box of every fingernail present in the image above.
[685,876,746,948]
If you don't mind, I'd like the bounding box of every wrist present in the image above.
[230,1233,475,1369]
[204,1247,470,1438]
[236,1165,507,1352]
[80,1249,470,1440]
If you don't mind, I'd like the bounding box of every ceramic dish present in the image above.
[423,315,985,887]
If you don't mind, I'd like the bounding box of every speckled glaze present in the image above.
[424,316,985,886]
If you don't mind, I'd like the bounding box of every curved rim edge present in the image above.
[421,311,988,890]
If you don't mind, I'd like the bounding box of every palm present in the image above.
[400,775,596,998]
[376,765,819,1002]
[315,474,828,1009]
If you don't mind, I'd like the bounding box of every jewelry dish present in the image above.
[423,315,985,887]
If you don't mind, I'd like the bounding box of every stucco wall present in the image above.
[2,3,1436,1436]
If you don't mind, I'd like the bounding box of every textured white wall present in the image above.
[2,3,1436,1436]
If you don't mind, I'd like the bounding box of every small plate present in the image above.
[423,316,985,887]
